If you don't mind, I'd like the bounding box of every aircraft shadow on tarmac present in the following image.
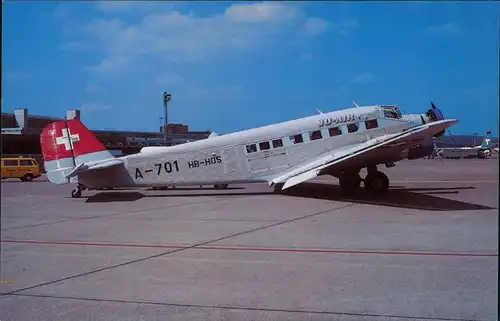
[282,183,494,211]
[1,179,47,183]
[144,187,245,191]
[84,183,494,211]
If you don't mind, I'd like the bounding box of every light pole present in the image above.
[163,92,172,143]
[472,132,478,147]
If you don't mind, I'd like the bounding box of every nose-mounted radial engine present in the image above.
[422,102,446,137]
[408,102,447,159]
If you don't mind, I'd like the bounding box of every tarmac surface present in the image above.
[0,159,498,321]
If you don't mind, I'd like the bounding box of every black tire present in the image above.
[339,172,361,195]
[364,171,389,195]
[22,174,34,182]
[71,189,82,198]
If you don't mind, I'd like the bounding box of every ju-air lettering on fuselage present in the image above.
[135,160,180,179]
[318,114,358,127]
[188,155,222,169]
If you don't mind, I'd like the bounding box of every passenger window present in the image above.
[259,141,270,151]
[246,144,257,153]
[329,127,342,137]
[3,160,18,166]
[309,130,322,141]
[347,123,359,133]
[272,139,283,148]
[365,119,378,130]
[20,160,32,166]
[290,134,303,144]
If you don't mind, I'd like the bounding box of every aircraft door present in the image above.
[222,148,241,179]
[245,140,289,175]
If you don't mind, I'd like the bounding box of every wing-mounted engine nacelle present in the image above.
[407,137,435,160]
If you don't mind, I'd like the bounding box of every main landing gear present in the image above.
[338,166,390,196]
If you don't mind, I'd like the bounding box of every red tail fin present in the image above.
[40,119,113,184]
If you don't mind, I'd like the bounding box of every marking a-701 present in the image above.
[135,160,179,179]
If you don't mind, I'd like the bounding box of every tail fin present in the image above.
[480,130,493,149]
[40,119,113,184]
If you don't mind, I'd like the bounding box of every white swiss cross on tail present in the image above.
[56,128,80,151]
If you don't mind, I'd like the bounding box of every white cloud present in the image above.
[426,22,462,36]
[464,86,496,96]
[66,2,330,74]
[85,84,101,94]
[60,41,95,51]
[4,72,32,82]
[224,2,300,23]
[337,18,359,36]
[183,85,243,103]
[95,1,174,14]
[156,73,185,87]
[85,56,132,76]
[95,1,140,13]
[80,103,113,113]
[300,52,314,61]
[302,17,330,36]
[353,73,374,84]
[53,3,72,19]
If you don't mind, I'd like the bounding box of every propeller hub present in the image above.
[421,102,446,137]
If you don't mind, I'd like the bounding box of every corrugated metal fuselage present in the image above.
[78,106,415,188]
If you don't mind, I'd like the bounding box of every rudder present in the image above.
[480,130,493,149]
[40,119,113,184]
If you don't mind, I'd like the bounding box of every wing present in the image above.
[270,119,457,191]
[66,158,124,178]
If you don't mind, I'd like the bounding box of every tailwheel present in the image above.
[71,188,82,198]
[338,172,361,196]
[71,183,86,198]
[364,171,389,195]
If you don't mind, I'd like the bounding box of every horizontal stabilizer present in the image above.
[66,159,123,178]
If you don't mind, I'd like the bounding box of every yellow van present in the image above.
[1,157,42,182]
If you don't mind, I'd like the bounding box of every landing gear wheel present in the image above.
[364,171,389,195]
[214,184,229,189]
[21,174,34,182]
[71,188,82,198]
[338,172,361,196]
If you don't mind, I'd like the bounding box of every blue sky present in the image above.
[2,1,499,135]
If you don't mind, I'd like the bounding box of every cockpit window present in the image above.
[381,105,402,119]
[384,110,399,119]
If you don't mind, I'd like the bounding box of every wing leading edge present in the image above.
[271,119,457,191]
